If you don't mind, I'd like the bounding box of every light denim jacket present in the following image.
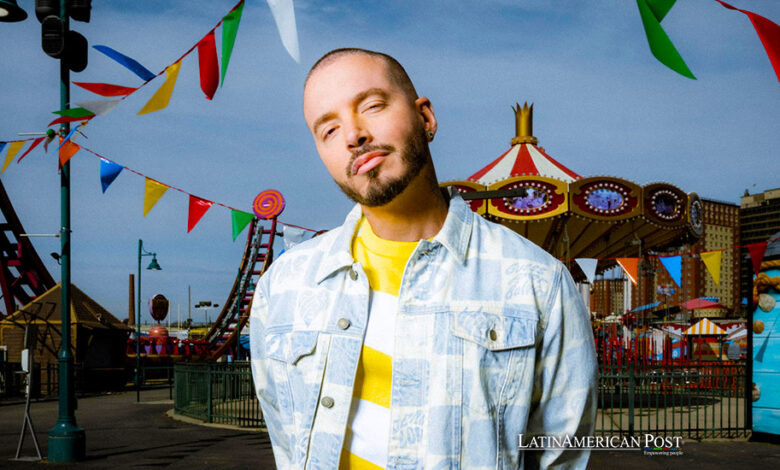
[250,195,597,469]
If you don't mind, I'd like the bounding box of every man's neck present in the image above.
[361,167,448,242]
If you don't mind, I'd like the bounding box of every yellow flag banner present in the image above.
[137,61,182,115]
[700,251,723,285]
[616,258,639,286]
[2,141,26,173]
[143,178,169,216]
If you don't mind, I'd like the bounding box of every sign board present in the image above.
[149,294,169,322]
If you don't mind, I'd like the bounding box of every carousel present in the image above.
[441,102,703,275]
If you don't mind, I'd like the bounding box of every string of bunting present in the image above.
[572,236,779,288]
[637,0,780,82]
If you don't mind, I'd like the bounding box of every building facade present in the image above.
[740,187,780,307]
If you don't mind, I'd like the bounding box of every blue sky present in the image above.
[1,0,778,323]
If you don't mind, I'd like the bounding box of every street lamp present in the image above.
[136,239,161,402]
[0,0,27,21]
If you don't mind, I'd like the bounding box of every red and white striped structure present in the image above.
[468,143,581,185]
[683,318,726,335]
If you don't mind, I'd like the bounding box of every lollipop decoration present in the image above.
[253,189,285,219]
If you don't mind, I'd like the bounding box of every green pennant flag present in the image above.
[636,0,696,79]
[221,0,245,86]
[231,209,254,242]
[52,107,96,118]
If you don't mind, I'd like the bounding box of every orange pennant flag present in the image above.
[58,141,81,168]
[616,258,639,285]
[143,178,169,216]
[138,61,182,115]
[2,141,26,173]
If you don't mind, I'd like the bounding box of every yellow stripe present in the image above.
[340,446,384,470]
[353,345,392,408]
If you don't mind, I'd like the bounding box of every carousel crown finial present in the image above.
[511,101,538,145]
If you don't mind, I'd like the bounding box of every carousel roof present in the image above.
[468,142,581,185]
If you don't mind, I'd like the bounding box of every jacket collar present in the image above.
[315,194,474,284]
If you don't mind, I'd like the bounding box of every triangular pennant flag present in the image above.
[93,45,157,82]
[716,0,780,83]
[636,0,696,79]
[99,158,124,193]
[616,258,640,285]
[2,141,25,173]
[75,99,122,117]
[143,178,169,216]
[188,195,214,233]
[48,114,95,127]
[73,82,138,97]
[231,209,254,242]
[574,258,598,284]
[700,251,723,285]
[198,30,219,100]
[138,61,182,115]
[221,0,245,86]
[17,137,44,163]
[747,242,768,275]
[58,141,81,167]
[53,107,95,118]
[266,0,301,63]
[283,225,306,251]
[0,143,6,155]
[658,255,682,287]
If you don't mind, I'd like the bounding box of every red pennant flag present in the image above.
[17,137,44,163]
[715,0,780,83]
[198,30,219,100]
[48,114,95,127]
[73,82,139,97]
[747,241,768,275]
[187,195,213,233]
[59,141,81,167]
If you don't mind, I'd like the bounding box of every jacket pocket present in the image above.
[449,307,537,351]
[264,329,319,364]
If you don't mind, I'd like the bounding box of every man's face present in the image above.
[303,54,432,207]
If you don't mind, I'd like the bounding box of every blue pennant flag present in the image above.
[93,45,156,82]
[658,255,682,287]
[0,143,6,154]
[100,158,124,193]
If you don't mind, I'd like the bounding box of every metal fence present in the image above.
[174,361,263,428]
[597,361,748,438]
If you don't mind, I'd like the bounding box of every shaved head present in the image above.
[305,48,419,103]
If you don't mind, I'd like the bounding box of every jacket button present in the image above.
[349,269,358,281]
[489,329,498,341]
[337,318,351,330]
[321,396,335,408]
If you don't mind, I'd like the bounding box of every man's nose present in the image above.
[345,118,372,149]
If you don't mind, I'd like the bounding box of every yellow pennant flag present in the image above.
[2,141,26,173]
[700,251,722,285]
[143,178,169,216]
[137,61,182,115]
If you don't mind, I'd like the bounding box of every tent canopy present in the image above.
[681,298,725,310]
[683,318,726,335]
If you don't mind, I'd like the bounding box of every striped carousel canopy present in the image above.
[683,318,726,336]
[468,142,581,185]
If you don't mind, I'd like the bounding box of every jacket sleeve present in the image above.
[523,264,598,469]
[249,277,293,468]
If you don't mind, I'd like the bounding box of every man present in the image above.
[250,48,597,469]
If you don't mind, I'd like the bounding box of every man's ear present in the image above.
[415,96,437,136]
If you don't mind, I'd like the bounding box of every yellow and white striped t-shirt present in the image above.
[340,217,419,469]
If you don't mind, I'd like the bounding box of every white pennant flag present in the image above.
[75,99,122,117]
[575,258,598,284]
[282,225,306,251]
[266,0,301,63]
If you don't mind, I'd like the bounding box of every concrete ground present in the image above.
[1,389,779,469]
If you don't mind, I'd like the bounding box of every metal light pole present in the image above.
[47,0,85,461]
[136,239,161,402]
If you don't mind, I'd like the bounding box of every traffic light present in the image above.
[35,0,90,72]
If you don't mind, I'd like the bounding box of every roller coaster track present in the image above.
[0,179,56,318]
[205,217,277,359]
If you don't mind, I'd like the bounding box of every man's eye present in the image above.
[322,127,337,139]
[364,102,384,112]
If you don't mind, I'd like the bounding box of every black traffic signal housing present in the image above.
[36,0,91,72]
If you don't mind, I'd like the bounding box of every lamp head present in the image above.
[0,0,28,22]
[146,255,162,271]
